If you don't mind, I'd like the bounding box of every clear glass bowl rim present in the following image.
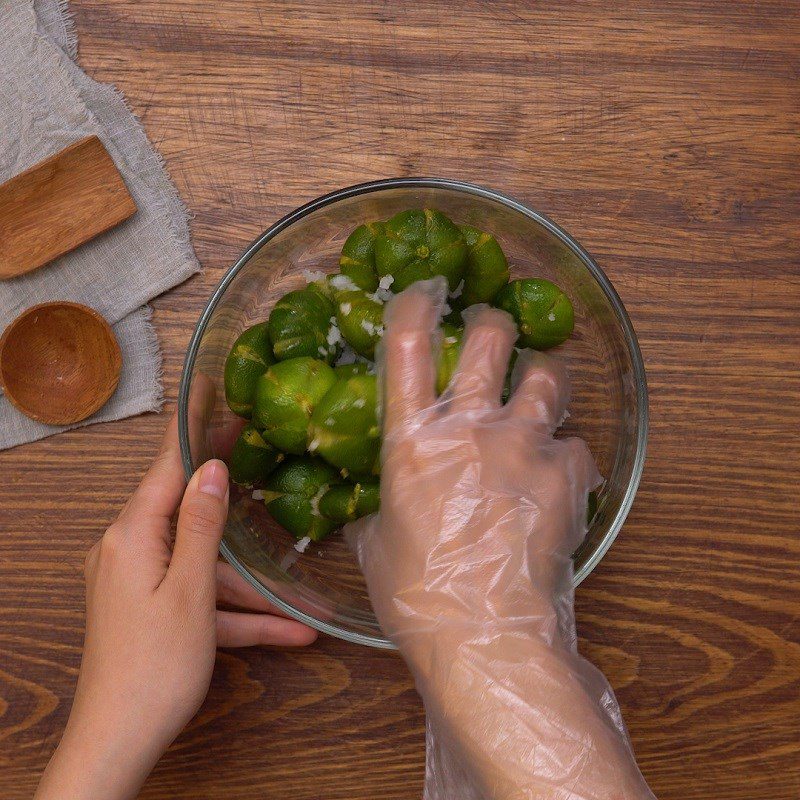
[178,177,649,649]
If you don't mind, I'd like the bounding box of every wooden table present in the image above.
[2,2,798,798]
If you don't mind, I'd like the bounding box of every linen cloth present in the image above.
[0,0,200,449]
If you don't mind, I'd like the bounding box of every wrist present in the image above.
[388,591,567,675]
[398,599,592,710]
[35,708,165,800]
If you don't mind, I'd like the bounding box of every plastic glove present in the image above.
[349,278,655,800]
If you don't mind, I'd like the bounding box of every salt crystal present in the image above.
[279,549,300,571]
[325,417,335,426]
[353,398,366,409]
[308,438,320,452]
[340,302,352,315]
[449,279,464,299]
[372,276,395,303]
[302,269,327,283]
[310,484,329,515]
[335,343,358,365]
[329,274,359,292]
[252,489,265,500]
[294,536,311,553]
[327,320,342,346]
[547,312,556,322]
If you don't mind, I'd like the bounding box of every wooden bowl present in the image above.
[0,301,122,425]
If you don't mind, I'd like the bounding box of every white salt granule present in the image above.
[340,302,352,315]
[445,336,458,345]
[302,270,327,283]
[310,484,329,516]
[329,274,359,292]
[252,489,265,500]
[353,398,366,409]
[335,343,358,365]
[373,275,395,303]
[318,345,327,356]
[327,319,342,346]
[547,312,556,322]
[294,536,311,553]
[279,549,300,570]
[308,438,320,452]
[360,319,376,335]
[325,417,335,426]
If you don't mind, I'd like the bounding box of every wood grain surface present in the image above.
[1,2,798,798]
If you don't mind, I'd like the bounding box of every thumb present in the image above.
[169,459,229,591]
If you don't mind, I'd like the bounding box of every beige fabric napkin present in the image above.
[0,0,200,450]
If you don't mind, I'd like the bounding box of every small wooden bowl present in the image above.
[0,301,122,425]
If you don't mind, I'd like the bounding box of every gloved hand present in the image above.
[349,278,655,800]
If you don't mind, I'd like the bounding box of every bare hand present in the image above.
[35,412,316,800]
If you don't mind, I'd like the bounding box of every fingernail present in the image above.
[198,460,228,499]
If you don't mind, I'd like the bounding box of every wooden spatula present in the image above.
[0,135,137,280]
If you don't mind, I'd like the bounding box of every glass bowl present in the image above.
[179,178,648,649]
